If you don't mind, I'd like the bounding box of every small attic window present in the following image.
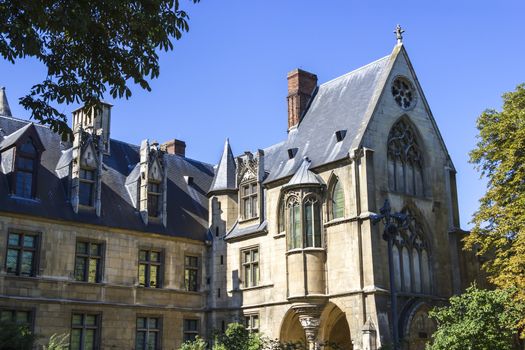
[335,130,347,142]
[184,176,194,185]
[287,148,298,159]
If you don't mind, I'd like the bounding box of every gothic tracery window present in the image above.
[391,213,431,294]
[304,196,322,248]
[330,178,345,220]
[287,196,301,250]
[285,194,323,250]
[387,119,424,196]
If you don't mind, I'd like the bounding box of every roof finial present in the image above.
[394,24,405,44]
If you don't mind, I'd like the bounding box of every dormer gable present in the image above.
[139,139,167,226]
[0,123,45,199]
[236,150,265,223]
[70,125,103,215]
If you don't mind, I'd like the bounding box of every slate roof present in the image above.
[224,220,268,241]
[0,122,33,151]
[283,157,325,188]
[0,115,214,240]
[209,138,236,193]
[261,54,392,184]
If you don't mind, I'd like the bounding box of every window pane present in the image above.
[252,195,258,217]
[245,265,252,287]
[146,332,157,350]
[77,242,88,254]
[148,318,158,329]
[70,329,81,350]
[6,249,19,273]
[149,265,158,287]
[88,258,98,282]
[314,202,321,247]
[137,317,146,329]
[252,250,258,262]
[333,181,344,219]
[23,235,35,248]
[15,171,32,198]
[84,329,95,350]
[75,257,86,281]
[89,243,100,256]
[243,251,251,263]
[79,181,94,206]
[305,202,313,247]
[139,250,147,261]
[148,193,159,217]
[138,264,146,286]
[150,252,159,262]
[8,233,20,246]
[72,314,83,326]
[15,311,30,324]
[253,264,259,286]
[20,139,37,154]
[20,251,34,275]
[0,311,13,322]
[136,331,146,350]
[85,315,97,326]
[243,198,251,218]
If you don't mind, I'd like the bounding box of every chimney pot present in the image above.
[163,139,186,157]
[287,69,317,131]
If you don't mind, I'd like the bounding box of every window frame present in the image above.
[147,180,162,218]
[78,167,96,207]
[244,313,260,333]
[0,308,34,331]
[241,246,260,288]
[184,255,200,292]
[70,312,101,350]
[303,196,322,248]
[13,138,40,199]
[240,181,258,221]
[138,249,163,288]
[135,316,162,350]
[5,230,40,277]
[183,318,200,342]
[74,240,104,283]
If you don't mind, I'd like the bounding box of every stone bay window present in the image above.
[138,139,167,225]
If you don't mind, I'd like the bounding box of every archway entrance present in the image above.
[280,309,306,346]
[403,303,436,350]
[319,303,352,350]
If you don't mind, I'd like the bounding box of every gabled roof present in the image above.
[263,51,395,183]
[0,122,45,152]
[0,115,215,241]
[209,138,236,194]
[283,157,325,188]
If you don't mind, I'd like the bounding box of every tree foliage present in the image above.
[0,320,36,350]
[466,83,525,331]
[0,0,199,137]
[426,285,523,350]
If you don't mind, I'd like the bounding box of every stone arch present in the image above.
[318,302,352,350]
[279,308,306,346]
[400,301,437,350]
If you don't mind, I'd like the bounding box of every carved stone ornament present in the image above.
[237,154,258,185]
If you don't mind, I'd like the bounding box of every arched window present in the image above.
[278,197,285,233]
[330,179,345,220]
[304,197,322,247]
[392,212,432,294]
[287,197,301,250]
[387,119,424,196]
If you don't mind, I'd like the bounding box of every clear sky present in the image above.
[1,1,524,229]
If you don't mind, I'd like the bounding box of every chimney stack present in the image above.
[287,69,317,131]
[163,139,186,157]
[0,87,12,117]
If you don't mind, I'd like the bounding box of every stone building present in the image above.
[0,35,477,350]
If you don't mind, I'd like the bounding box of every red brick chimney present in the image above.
[163,139,186,157]
[287,69,317,131]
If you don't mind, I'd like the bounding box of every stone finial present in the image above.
[0,86,13,117]
[394,24,405,44]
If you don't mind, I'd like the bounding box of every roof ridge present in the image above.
[0,115,50,129]
[320,54,390,87]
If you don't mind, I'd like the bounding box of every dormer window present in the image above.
[241,182,258,220]
[15,138,38,198]
[148,181,161,218]
[79,168,96,206]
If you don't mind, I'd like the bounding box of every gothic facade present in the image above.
[0,39,478,349]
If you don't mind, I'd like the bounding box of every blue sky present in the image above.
[1,1,524,228]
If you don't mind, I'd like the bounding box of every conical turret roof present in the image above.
[284,157,325,188]
[209,138,236,194]
[0,87,12,117]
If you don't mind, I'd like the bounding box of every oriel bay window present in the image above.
[74,241,103,283]
[6,231,38,276]
[241,182,258,220]
[242,247,259,288]
[286,194,323,250]
[138,249,162,288]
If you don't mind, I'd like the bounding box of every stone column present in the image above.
[292,303,323,350]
